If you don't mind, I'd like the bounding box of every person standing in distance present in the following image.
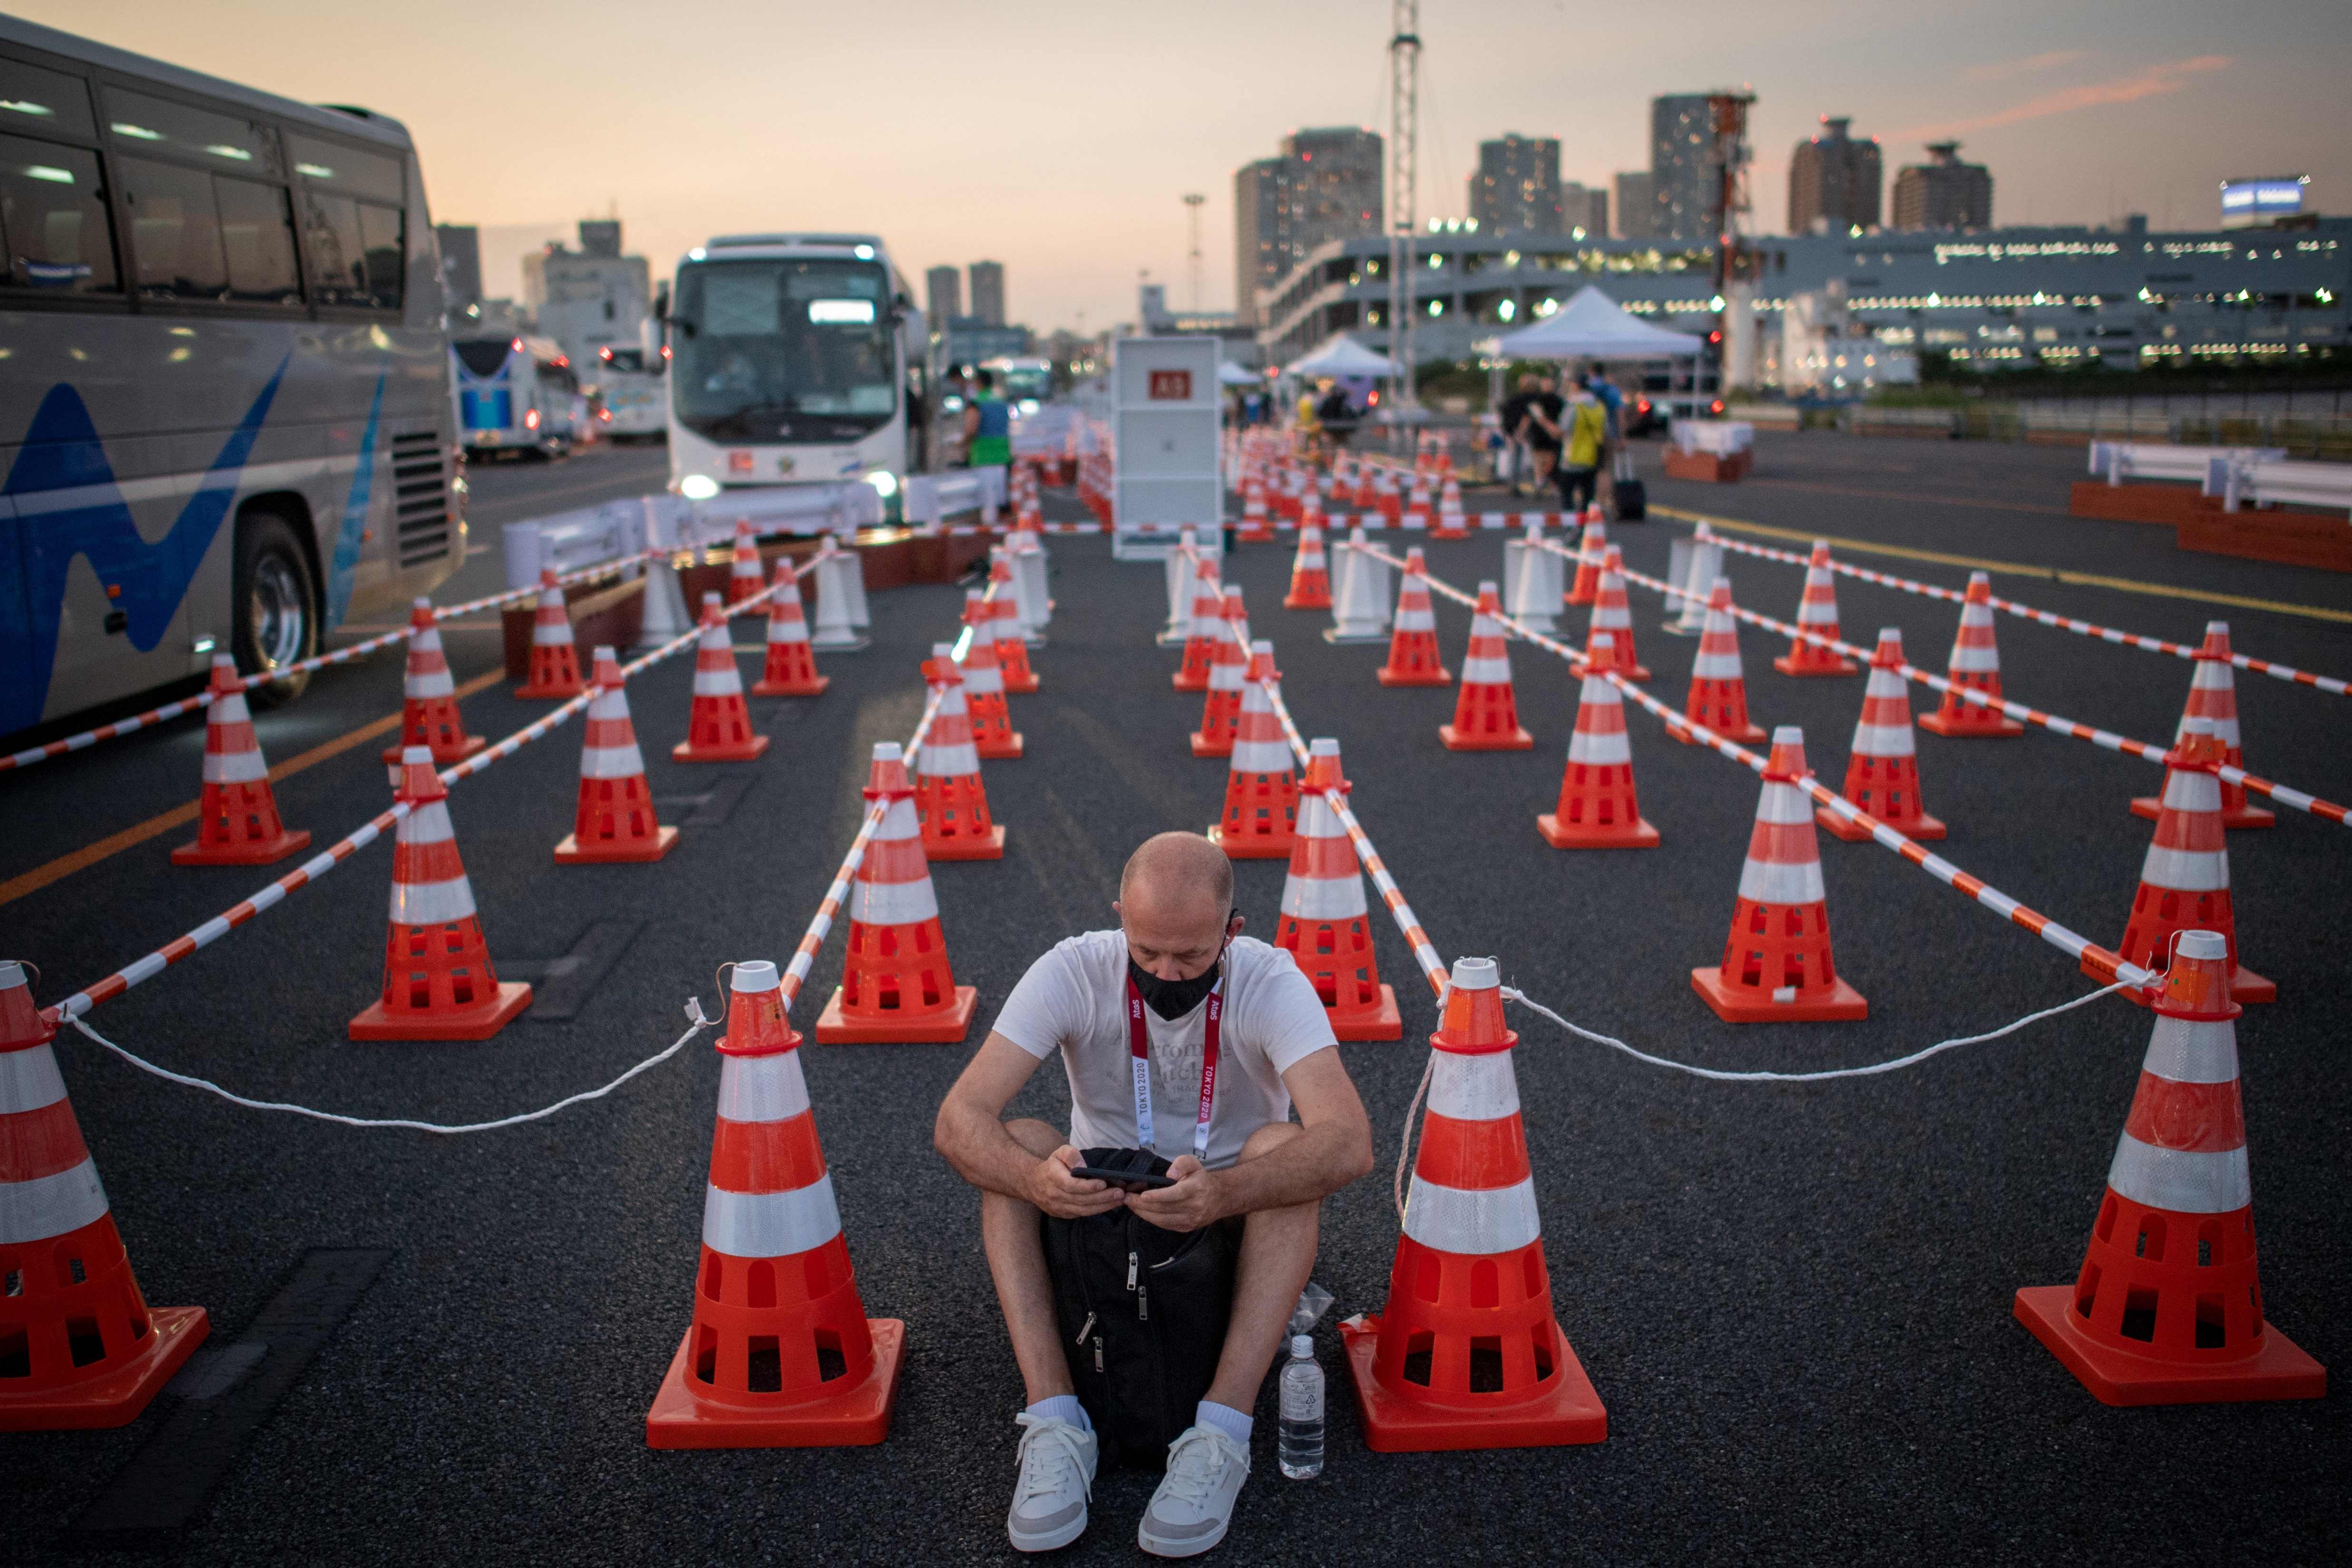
[964,368,1014,473]
[935,832,1374,1557]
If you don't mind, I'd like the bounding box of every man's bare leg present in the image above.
[1204,1122,1319,1413]
[981,1117,1077,1404]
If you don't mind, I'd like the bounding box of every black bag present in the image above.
[1042,1147,1241,1470]
[1613,449,1647,521]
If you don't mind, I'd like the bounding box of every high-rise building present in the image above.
[1234,156,1287,324]
[968,260,1006,326]
[1561,182,1610,239]
[1469,134,1564,235]
[1612,171,1655,240]
[925,264,962,325]
[1231,129,1383,326]
[577,219,622,259]
[522,219,652,369]
[1788,117,1883,235]
[1651,94,1722,243]
[435,224,482,317]
[1892,142,1992,231]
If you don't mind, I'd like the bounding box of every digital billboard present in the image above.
[2220,177,2307,230]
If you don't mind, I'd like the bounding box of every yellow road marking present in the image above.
[0,669,506,909]
[1652,505,2352,626]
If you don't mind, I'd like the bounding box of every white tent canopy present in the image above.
[1284,334,1400,379]
[1217,360,1260,386]
[1492,285,1705,360]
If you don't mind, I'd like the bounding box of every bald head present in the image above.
[1117,833,1239,980]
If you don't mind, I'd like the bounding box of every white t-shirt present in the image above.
[992,931,1337,1169]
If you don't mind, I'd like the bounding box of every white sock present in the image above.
[1026,1394,1091,1432]
[1195,1399,1252,1445]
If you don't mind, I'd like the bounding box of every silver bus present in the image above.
[0,15,462,734]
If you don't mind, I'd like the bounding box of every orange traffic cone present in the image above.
[1402,472,1433,531]
[2087,717,2273,1005]
[1172,556,1224,691]
[1431,476,1468,539]
[751,559,828,697]
[1691,726,1867,1022]
[1285,523,1333,610]
[556,647,677,864]
[1819,628,1944,842]
[1772,541,1859,676]
[382,598,485,764]
[816,743,979,1042]
[1378,547,1453,687]
[1191,587,1249,759]
[350,746,533,1040]
[1340,955,1606,1451]
[1668,577,1767,746]
[514,570,586,698]
[2014,930,2323,1405]
[0,960,210,1430]
[1565,516,1605,606]
[1300,484,1327,538]
[646,959,907,1446]
[1441,581,1532,751]
[1539,633,1658,848]
[673,593,769,762]
[989,552,1040,694]
[2131,622,2271,829]
[1584,546,1651,681]
[1917,572,2026,736]
[958,590,1024,760]
[725,519,766,606]
[914,644,1004,861]
[171,655,311,866]
[1274,739,1401,1040]
[1210,640,1298,859]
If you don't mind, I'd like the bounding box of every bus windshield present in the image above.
[997,363,1052,401]
[672,257,896,441]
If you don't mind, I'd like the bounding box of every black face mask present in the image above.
[1126,916,1233,1020]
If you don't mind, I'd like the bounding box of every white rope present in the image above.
[68,1005,712,1135]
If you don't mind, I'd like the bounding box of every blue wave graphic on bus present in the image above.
[327,372,387,625]
[460,386,511,430]
[0,357,289,734]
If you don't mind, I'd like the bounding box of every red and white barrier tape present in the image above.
[1541,538,2351,831]
[43,581,784,1025]
[1675,518,2350,697]
[1349,539,2160,990]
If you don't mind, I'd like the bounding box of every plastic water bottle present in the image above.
[1277,1334,1324,1479]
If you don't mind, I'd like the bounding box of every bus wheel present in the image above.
[235,508,319,706]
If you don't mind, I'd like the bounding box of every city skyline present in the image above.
[36,0,2351,334]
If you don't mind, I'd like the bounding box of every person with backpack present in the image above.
[934,831,1375,1558]
[1557,373,1609,515]
[964,368,1015,472]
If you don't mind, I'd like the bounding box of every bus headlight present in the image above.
[679,474,720,500]
[864,470,899,498]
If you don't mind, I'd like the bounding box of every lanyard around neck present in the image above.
[1125,974,1221,1163]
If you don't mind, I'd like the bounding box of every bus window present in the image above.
[299,189,365,304]
[0,57,99,141]
[120,156,230,301]
[104,87,282,177]
[0,135,117,294]
[357,200,401,306]
[452,338,516,377]
[215,176,301,304]
[284,133,402,202]
[672,256,897,441]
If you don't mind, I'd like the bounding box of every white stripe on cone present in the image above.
[1427,1050,1520,1121]
[2141,1014,2238,1083]
[715,1052,812,1124]
[0,1159,110,1246]
[2106,1139,2251,1215]
[2140,845,2229,893]
[0,1041,69,1115]
[202,746,269,785]
[1402,1174,1542,1254]
[1738,857,1827,906]
[391,874,477,926]
[701,1176,843,1258]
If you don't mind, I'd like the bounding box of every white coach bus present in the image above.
[661,232,927,509]
[0,16,462,733]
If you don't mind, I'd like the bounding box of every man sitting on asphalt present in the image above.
[934,831,1374,1558]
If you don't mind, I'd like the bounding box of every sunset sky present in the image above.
[39,0,2352,334]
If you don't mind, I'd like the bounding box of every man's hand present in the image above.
[1024,1145,1129,1219]
[1124,1154,1223,1233]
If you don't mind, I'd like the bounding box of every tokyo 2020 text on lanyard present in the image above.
[1125,977,1221,1164]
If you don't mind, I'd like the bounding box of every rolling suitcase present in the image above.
[1613,448,1646,521]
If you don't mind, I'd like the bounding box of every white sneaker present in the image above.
[1138,1423,1250,1558]
[1007,1410,1097,1552]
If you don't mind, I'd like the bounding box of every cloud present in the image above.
[1960,49,2087,82]
[1896,55,2231,140]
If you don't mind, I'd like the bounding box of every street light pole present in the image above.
[1388,0,1420,418]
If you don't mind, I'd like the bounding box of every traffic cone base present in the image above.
[1327,984,1402,1042]
[673,732,769,762]
[1537,811,1659,850]
[1190,730,1232,759]
[1918,705,2024,738]
[555,824,678,864]
[1375,663,1452,688]
[645,1316,908,1448]
[350,981,533,1041]
[172,822,309,866]
[752,671,830,698]
[1440,722,1532,752]
[814,984,978,1044]
[1772,649,1857,677]
[0,1298,210,1431]
[2130,794,2273,829]
[917,823,1005,861]
[974,731,1024,760]
[1339,1305,1606,1452]
[1819,806,1943,842]
[1001,665,1041,695]
[2011,1285,2321,1407]
[1690,961,1867,1023]
[1206,821,1294,860]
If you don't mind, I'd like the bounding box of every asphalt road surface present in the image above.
[6,433,2346,1564]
